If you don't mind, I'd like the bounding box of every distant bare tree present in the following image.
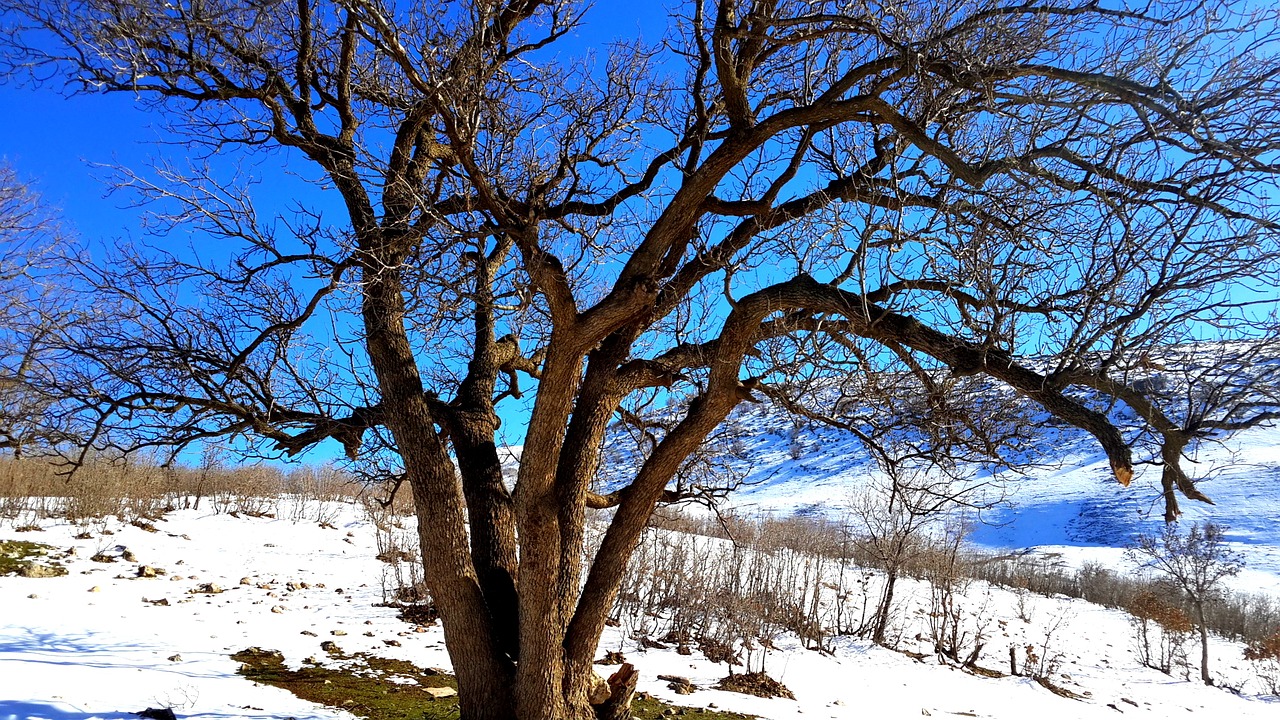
[1129,522,1244,686]
[3,1,1280,718]
[0,164,68,455]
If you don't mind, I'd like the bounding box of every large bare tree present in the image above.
[4,0,1280,717]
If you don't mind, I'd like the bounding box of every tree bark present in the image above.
[361,257,515,719]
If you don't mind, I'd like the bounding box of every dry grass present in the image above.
[0,454,364,526]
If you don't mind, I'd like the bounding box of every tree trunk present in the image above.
[362,259,516,719]
[1194,600,1213,686]
[872,569,897,646]
[453,420,521,661]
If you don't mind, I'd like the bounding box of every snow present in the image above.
[3,501,1278,720]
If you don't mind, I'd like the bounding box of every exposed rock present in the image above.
[167,654,182,662]
[18,563,67,578]
[425,687,458,699]
[136,565,165,578]
[658,675,696,695]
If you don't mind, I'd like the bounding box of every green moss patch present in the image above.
[0,539,66,577]
[232,647,753,720]
[233,646,459,720]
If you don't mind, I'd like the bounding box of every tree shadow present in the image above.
[0,702,136,720]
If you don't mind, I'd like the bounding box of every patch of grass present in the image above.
[233,647,459,720]
[232,647,753,720]
[0,539,61,576]
[630,693,754,720]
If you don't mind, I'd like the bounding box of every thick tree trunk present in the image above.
[362,261,515,719]
[514,341,587,720]
[453,419,521,660]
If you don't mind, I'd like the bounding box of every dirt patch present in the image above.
[714,672,795,700]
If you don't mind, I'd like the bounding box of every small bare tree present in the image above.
[1129,522,1244,685]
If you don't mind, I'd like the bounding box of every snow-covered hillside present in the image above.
[3,504,1279,720]
[596,348,1280,593]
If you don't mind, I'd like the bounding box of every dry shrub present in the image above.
[0,453,360,526]
[714,671,794,700]
[1244,631,1280,695]
[1128,589,1193,675]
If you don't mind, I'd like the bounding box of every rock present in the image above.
[90,552,116,563]
[425,687,458,699]
[240,577,252,585]
[383,639,401,647]
[320,641,340,653]
[88,586,101,592]
[330,630,347,636]
[658,675,696,695]
[18,563,67,578]
[167,654,182,662]
[144,598,170,606]
[300,630,317,637]
[135,708,176,720]
[190,583,223,594]
[27,594,37,599]
[137,565,164,578]
[286,581,300,591]
[270,605,286,613]
[122,549,138,562]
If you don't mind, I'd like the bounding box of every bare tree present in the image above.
[3,1,1280,718]
[1129,522,1244,686]
[0,164,69,456]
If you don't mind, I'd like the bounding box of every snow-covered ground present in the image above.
[3,502,1277,720]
